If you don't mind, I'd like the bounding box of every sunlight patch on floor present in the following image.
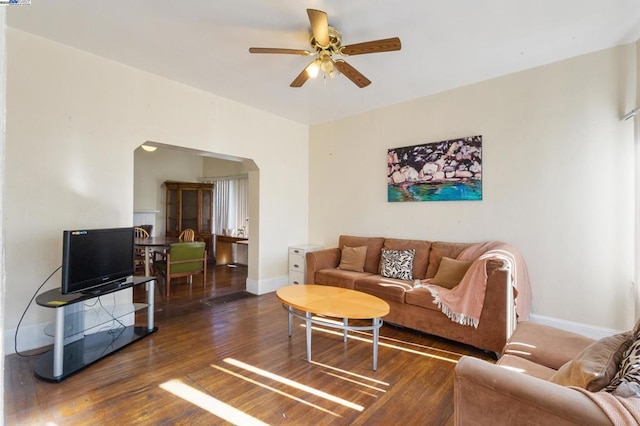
[223,358,364,411]
[323,371,388,393]
[159,379,268,425]
[305,324,460,364]
[310,360,390,392]
[210,364,342,418]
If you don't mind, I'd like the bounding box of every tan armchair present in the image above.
[454,322,636,425]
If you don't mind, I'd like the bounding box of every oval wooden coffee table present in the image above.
[276,284,390,370]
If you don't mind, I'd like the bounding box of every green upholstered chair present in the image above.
[154,242,207,297]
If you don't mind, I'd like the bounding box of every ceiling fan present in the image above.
[249,9,401,88]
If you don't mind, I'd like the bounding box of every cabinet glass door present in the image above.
[167,188,178,232]
[202,190,212,232]
[181,189,199,231]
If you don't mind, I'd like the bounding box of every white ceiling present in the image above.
[7,1,640,125]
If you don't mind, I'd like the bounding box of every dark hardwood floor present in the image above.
[5,264,495,425]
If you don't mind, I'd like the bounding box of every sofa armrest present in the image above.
[472,267,510,353]
[503,322,595,370]
[454,356,610,426]
[306,248,341,283]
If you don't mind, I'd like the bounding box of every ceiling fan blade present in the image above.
[307,9,330,48]
[334,60,371,88]
[249,47,312,55]
[290,63,314,88]
[341,37,402,56]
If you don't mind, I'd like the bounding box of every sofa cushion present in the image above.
[354,275,412,304]
[496,354,557,381]
[338,246,367,272]
[605,334,640,393]
[380,248,415,280]
[339,235,385,274]
[426,241,474,278]
[405,287,441,312]
[430,257,473,289]
[550,331,633,392]
[314,268,372,289]
[503,322,595,370]
[383,238,432,280]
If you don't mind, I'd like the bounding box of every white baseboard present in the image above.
[245,275,289,295]
[4,322,52,355]
[530,314,622,340]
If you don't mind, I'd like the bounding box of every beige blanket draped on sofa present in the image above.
[425,241,531,328]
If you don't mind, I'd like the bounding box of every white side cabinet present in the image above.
[288,244,323,284]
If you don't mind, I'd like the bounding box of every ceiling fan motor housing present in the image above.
[310,26,343,54]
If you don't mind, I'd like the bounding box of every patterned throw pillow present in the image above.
[380,248,415,281]
[605,334,640,394]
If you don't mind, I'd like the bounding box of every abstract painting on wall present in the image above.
[387,135,482,202]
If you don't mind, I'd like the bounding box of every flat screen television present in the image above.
[61,227,135,294]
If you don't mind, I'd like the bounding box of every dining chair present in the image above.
[153,242,207,297]
[178,228,196,242]
[133,227,150,275]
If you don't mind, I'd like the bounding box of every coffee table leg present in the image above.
[306,311,312,362]
[343,318,348,342]
[287,305,293,336]
[372,317,380,371]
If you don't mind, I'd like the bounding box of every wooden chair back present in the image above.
[134,227,150,238]
[179,228,196,242]
[133,227,150,274]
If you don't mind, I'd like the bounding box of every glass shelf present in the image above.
[43,303,148,339]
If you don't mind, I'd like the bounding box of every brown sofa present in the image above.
[454,321,639,425]
[306,235,524,353]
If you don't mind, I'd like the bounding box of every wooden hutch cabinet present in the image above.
[164,181,214,260]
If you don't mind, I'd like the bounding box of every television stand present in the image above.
[34,276,157,382]
[80,278,128,296]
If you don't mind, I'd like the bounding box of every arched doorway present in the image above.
[133,142,259,292]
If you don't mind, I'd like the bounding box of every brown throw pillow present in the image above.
[338,246,367,272]
[550,331,633,392]
[430,257,473,289]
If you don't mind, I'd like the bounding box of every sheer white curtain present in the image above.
[232,177,249,235]
[211,175,249,237]
[213,179,230,237]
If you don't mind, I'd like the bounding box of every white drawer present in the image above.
[289,270,305,285]
[288,253,305,271]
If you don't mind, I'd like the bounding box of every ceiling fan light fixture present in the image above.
[306,60,320,78]
[320,56,334,73]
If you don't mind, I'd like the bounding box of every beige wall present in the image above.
[202,157,247,178]
[4,28,309,352]
[133,147,204,214]
[309,44,637,332]
[0,8,6,416]
[636,39,640,319]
